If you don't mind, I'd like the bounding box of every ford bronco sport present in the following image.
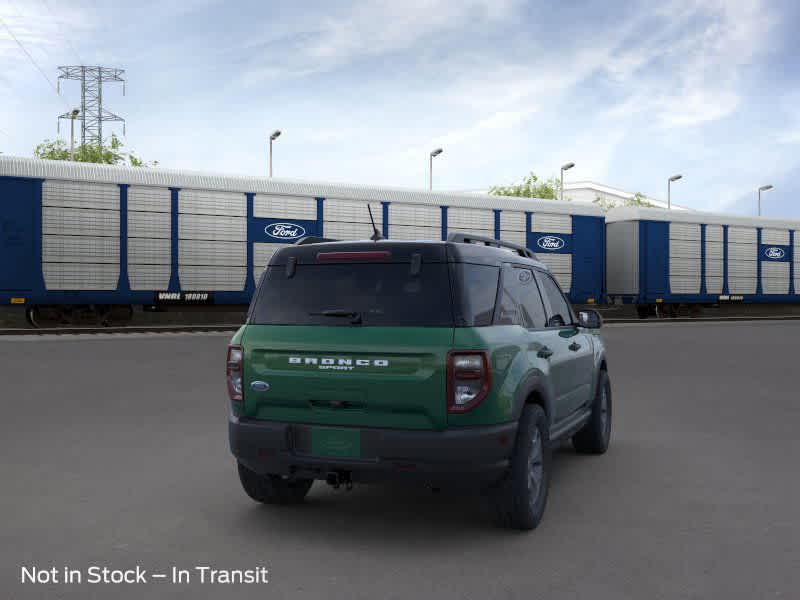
[228,233,611,530]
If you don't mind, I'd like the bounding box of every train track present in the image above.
[3,315,800,335]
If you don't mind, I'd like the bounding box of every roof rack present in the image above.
[295,236,339,245]
[447,232,535,259]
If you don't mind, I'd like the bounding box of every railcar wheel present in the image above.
[25,306,42,329]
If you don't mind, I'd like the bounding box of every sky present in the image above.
[1,0,799,218]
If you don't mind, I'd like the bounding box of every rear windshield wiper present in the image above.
[308,309,362,324]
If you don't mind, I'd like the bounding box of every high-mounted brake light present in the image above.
[317,251,391,262]
[227,345,243,403]
[447,351,491,413]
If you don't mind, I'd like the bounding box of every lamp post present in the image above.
[758,184,773,216]
[429,148,443,191]
[667,174,682,209]
[68,108,80,160]
[269,130,281,177]
[560,162,574,202]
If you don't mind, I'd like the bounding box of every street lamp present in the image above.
[667,174,682,209]
[758,184,773,216]
[560,162,575,202]
[68,108,80,160]
[269,130,281,177]
[429,148,443,191]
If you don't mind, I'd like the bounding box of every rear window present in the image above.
[250,263,454,326]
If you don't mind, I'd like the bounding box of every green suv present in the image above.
[228,234,611,530]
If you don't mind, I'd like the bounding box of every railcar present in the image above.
[606,206,800,317]
[0,156,605,326]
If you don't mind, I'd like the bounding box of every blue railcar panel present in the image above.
[759,243,792,262]
[118,184,130,293]
[639,220,670,301]
[249,217,318,244]
[168,188,180,293]
[0,177,39,292]
[570,216,604,302]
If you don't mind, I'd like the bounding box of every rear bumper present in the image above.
[229,414,517,487]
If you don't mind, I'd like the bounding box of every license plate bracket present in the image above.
[310,427,362,459]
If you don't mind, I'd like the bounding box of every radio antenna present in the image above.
[367,204,383,241]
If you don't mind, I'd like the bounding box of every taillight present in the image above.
[227,345,243,403]
[447,351,491,413]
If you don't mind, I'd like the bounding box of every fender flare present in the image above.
[511,371,554,426]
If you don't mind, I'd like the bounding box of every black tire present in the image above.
[572,370,612,454]
[237,462,313,505]
[486,404,551,530]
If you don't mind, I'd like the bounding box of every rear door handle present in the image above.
[568,342,581,352]
[537,347,553,359]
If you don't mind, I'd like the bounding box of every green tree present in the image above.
[33,133,158,167]
[489,171,564,200]
[592,191,656,212]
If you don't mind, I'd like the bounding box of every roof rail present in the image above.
[447,232,535,259]
[295,236,338,245]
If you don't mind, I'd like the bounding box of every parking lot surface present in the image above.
[2,322,799,599]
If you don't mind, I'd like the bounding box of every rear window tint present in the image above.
[454,264,500,326]
[250,263,453,327]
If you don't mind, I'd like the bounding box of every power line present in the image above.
[0,15,66,104]
[37,0,85,66]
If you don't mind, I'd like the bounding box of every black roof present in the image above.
[267,237,548,270]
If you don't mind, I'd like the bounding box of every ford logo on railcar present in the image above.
[264,222,306,239]
[764,247,785,259]
[537,236,565,250]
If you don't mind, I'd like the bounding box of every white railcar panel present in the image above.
[128,186,170,213]
[728,261,758,277]
[447,207,493,230]
[129,211,170,239]
[669,223,701,241]
[500,211,526,232]
[42,180,119,210]
[761,229,790,245]
[705,225,723,242]
[179,240,246,266]
[179,214,246,241]
[42,235,119,264]
[669,257,701,276]
[706,277,723,294]
[179,266,246,291]
[387,225,441,241]
[179,189,245,216]
[728,277,756,294]
[532,213,571,234]
[705,241,724,259]
[389,203,441,227]
[43,206,120,237]
[728,227,757,244]
[128,238,170,264]
[254,195,317,220]
[705,258,723,279]
[499,230,526,247]
[323,221,384,240]
[669,239,701,258]
[129,264,171,290]
[761,261,789,294]
[728,244,756,261]
[670,277,701,294]
[43,263,119,290]
[324,199,383,225]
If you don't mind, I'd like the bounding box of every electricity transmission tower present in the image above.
[57,66,126,148]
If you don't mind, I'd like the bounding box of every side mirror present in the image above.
[578,309,603,329]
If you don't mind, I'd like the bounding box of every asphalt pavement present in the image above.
[1,322,799,599]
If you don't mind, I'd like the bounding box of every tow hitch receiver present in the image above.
[325,471,353,491]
